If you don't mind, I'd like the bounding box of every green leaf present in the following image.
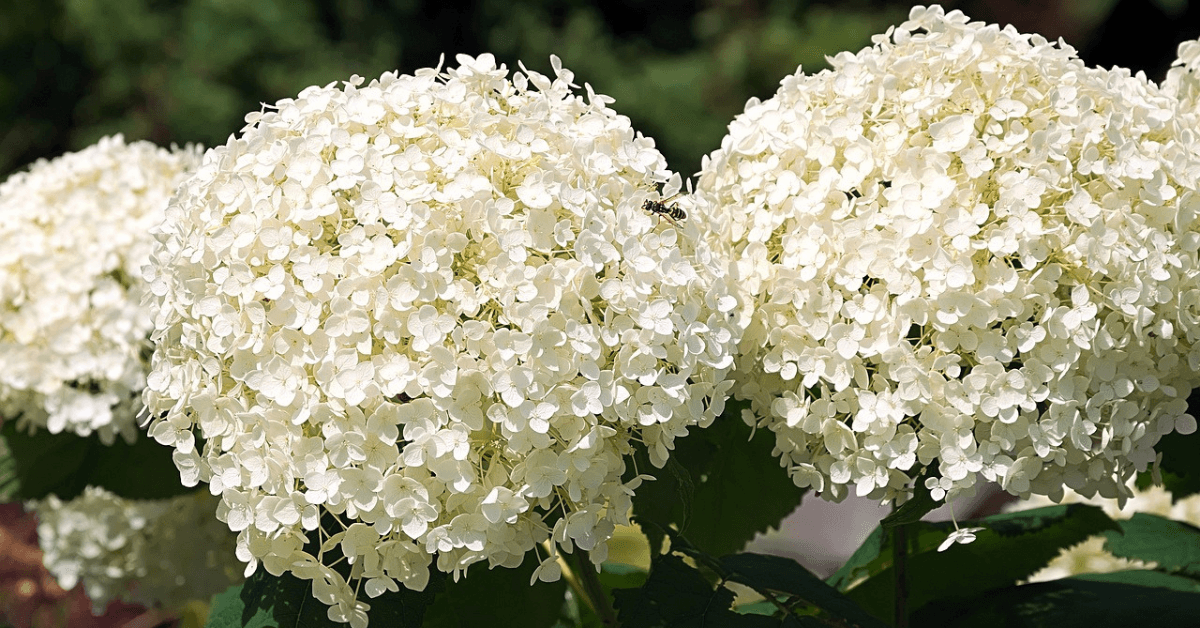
[734,600,828,626]
[825,527,884,593]
[911,573,1200,627]
[86,432,196,499]
[719,554,887,628]
[205,568,441,628]
[732,600,777,616]
[878,464,939,529]
[681,407,805,557]
[1103,512,1200,575]
[598,562,650,590]
[631,400,804,557]
[837,504,1120,622]
[613,553,753,628]
[205,569,332,628]
[0,421,90,501]
[423,558,567,628]
[1073,569,1200,592]
[632,452,695,555]
[666,536,881,627]
[1135,466,1200,499]
[0,421,190,501]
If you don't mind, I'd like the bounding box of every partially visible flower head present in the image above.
[697,6,1200,507]
[143,54,739,625]
[0,503,151,628]
[1164,39,1200,114]
[0,136,201,444]
[1008,483,1200,581]
[31,487,242,613]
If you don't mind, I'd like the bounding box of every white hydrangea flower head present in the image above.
[696,5,1200,507]
[142,54,739,625]
[1008,483,1200,581]
[31,487,241,613]
[0,136,201,444]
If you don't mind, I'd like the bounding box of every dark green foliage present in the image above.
[832,505,1200,626]
[0,0,89,178]
[423,558,567,628]
[1139,390,1200,499]
[0,419,191,501]
[1103,512,1200,576]
[717,554,887,628]
[206,569,334,628]
[630,452,694,556]
[910,573,1200,627]
[828,505,1121,623]
[611,552,753,628]
[0,420,90,501]
[556,562,651,628]
[206,544,571,628]
[1073,569,1200,591]
[206,568,442,628]
[598,562,650,591]
[878,464,939,529]
[630,400,805,558]
[615,533,885,628]
[0,0,905,179]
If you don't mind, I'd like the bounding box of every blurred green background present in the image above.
[0,0,1196,181]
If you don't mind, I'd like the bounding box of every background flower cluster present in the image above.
[0,136,200,444]
[31,487,240,613]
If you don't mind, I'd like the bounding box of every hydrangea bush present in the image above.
[141,54,739,625]
[7,6,1200,627]
[696,5,1200,507]
[30,487,241,613]
[0,136,200,444]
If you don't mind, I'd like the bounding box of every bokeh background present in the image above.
[2,0,1198,182]
[2,0,1200,625]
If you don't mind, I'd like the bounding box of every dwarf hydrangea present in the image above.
[1008,483,1200,581]
[695,5,1200,508]
[31,487,241,613]
[0,136,200,444]
[142,54,739,625]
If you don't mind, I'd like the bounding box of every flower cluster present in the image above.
[0,136,200,444]
[1008,483,1200,581]
[0,503,150,628]
[695,6,1200,507]
[142,54,738,625]
[31,487,241,613]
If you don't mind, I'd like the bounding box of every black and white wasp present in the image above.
[642,193,687,225]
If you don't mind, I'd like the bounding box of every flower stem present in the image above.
[544,541,592,617]
[893,523,908,628]
[560,561,592,614]
[576,550,618,627]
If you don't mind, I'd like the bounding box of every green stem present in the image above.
[577,550,618,627]
[543,542,593,618]
[893,524,908,628]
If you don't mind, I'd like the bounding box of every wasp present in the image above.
[642,193,687,225]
